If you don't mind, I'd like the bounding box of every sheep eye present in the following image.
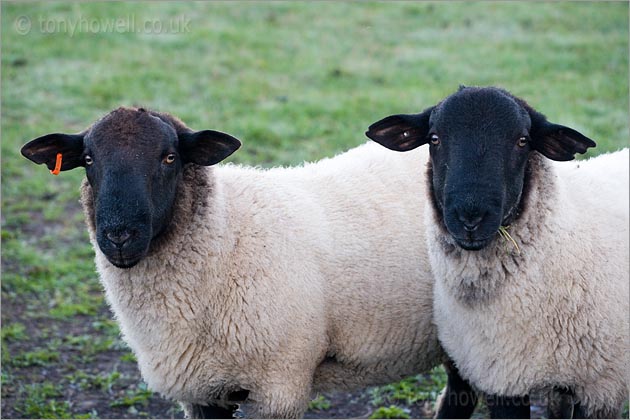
[430,134,440,145]
[517,136,529,147]
[164,153,176,164]
[85,155,93,166]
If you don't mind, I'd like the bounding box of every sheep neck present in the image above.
[80,164,235,323]
[427,151,560,306]
[80,165,257,402]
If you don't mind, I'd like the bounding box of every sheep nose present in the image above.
[105,230,132,248]
[458,211,485,232]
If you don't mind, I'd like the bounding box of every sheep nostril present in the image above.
[458,212,484,232]
[106,230,132,248]
[463,222,480,232]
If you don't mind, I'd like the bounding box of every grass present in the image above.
[65,370,122,393]
[109,383,153,408]
[498,225,521,255]
[15,382,73,419]
[369,405,411,419]
[1,1,628,419]
[308,395,332,412]
[370,367,447,408]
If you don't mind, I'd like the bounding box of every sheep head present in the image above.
[367,86,596,251]
[21,107,241,268]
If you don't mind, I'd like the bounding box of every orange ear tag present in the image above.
[50,153,62,175]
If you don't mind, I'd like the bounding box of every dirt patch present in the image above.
[305,390,433,419]
[1,304,184,419]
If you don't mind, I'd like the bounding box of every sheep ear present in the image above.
[366,107,434,152]
[21,133,85,171]
[528,112,596,161]
[179,130,241,166]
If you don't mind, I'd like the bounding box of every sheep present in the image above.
[366,86,629,419]
[20,106,476,419]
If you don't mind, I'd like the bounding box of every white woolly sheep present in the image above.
[367,86,629,418]
[21,107,476,418]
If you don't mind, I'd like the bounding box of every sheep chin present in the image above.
[105,252,145,269]
[453,237,492,251]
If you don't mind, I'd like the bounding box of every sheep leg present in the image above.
[434,360,478,418]
[546,386,622,419]
[547,386,575,419]
[251,371,315,418]
[187,402,238,419]
[485,394,530,419]
[253,386,311,419]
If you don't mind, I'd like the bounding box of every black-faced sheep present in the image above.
[367,86,629,419]
[21,107,475,418]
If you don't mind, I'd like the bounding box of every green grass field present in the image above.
[2,2,628,418]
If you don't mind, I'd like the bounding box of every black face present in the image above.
[426,90,533,250]
[21,107,241,268]
[366,86,596,251]
[83,112,183,267]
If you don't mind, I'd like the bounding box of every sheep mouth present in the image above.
[96,229,151,269]
[453,236,493,251]
[105,250,146,269]
[446,221,496,250]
